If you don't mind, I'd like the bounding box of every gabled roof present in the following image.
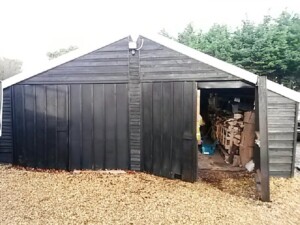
[2,33,300,103]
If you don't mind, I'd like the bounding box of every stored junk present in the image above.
[213,111,255,168]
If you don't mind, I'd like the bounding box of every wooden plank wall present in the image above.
[20,38,129,85]
[2,35,298,180]
[142,81,197,182]
[267,90,297,177]
[13,85,69,168]
[12,84,129,170]
[0,87,13,163]
[139,37,240,82]
[69,84,129,170]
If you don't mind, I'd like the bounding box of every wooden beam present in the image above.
[257,76,270,202]
[291,102,299,177]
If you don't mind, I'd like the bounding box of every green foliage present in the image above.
[0,57,22,80]
[177,23,201,49]
[47,45,78,60]
[173,11,300,90]
[196,24,233,63]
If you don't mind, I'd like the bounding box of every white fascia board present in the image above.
[267,80,300,103]
[141,33,300,103]
[141,33,258,84]
[3,32,299,103]
[2,34,129,88]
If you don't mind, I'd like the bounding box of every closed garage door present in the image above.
[13,83,129,170]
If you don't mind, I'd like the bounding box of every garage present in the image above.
[0,34,299,195]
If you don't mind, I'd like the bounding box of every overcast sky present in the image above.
[0,0,299,70]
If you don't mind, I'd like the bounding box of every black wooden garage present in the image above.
[0,34,299,184]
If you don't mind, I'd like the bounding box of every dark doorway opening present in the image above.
[197,88,256,173]
[196,85,259,198]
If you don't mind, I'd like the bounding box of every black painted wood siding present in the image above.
[1,35,298,181]
[142,81,198,182]
[0,87,13,163]
[267,91,297,177]
[139,37,240,82]
[12,84,129,170]
[13,85,69,168]
[20,38,129,85]
[69,84,129,170]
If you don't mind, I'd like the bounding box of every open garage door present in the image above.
[142,81,198,182]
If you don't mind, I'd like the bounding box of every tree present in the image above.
[177,24,233,62]
[230,19,257,71]
[275,12,300,89]
[0,57,23,80]
[175,11,300,90]
[47,45,78,60]
[196,24,233,62]
[177,23,201,49]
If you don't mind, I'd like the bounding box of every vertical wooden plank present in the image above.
[56,85,69,170]
[116,84,129,169]
[172,82,184,176]
[46,85,57,168]
[24,85,35,167]
[192,82,198,181]
[12,86,17,164]
[182,82,196,182]
[257,76,270,202]
[161,82,173,178]
[142,83,153,172]
[93,84,105,169]
[12,85,26,165]
[128,46,141,170]
[291,102,299,177]
[35,85,47,168]
[105,84,117,169]
[69,84,82,170]
[81,84,94,169]
[152,82,162,176]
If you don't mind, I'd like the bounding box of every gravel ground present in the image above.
[1,165,300,225]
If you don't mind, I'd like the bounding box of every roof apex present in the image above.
[2,33,300,103]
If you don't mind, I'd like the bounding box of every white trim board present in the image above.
[2,33,300,103]
[141,33,300,103]
[2,34,129,89]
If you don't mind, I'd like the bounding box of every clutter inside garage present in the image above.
[197,88,256,172]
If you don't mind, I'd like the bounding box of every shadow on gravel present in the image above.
[198,170,259,200]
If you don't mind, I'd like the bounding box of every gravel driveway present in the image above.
[1,165,300,225]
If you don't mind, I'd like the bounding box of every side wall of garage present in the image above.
[267,91,298,177]
[0,87,13,163]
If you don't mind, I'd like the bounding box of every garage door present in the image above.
[142,81,198,182]
[13,84,129,170]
